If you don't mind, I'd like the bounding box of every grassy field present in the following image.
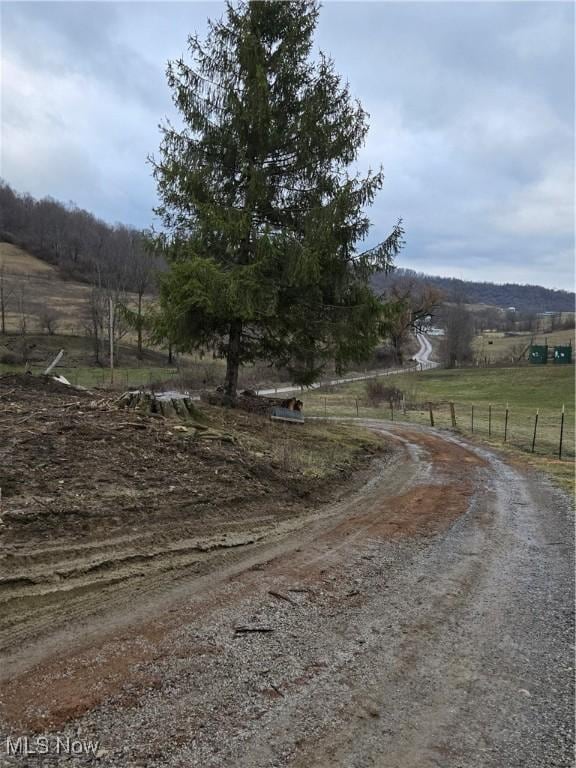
[0,363,184,389]
[474,328,575,364]
[0,243,153,339]
[303,366,574,412]
[0,331,293,391]
[0,242,55,274]
[301,366,575,489]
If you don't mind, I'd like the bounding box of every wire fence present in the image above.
[52,360,436,395]
[303,395,574,461]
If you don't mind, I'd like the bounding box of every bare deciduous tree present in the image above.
[39,307,59,335]
[16,278,28,337]
[85,283,107,365]
[0,261,6,335]
[380,277,444,364]
[440,303,475,368]
[129,236,158,360]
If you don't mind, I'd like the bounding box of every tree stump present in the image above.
[117,390,206,423]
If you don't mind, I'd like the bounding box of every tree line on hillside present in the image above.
[0,181,160,291]
[373,268,575,314]
[0,181,160,361]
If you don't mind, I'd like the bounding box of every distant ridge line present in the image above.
[372,268,575,313]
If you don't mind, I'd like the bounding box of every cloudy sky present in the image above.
[1,1,574,289]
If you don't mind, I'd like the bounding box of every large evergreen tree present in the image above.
[152,0,403,396]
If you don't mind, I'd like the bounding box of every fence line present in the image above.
[304,395,574,461]
[255,360,437,398]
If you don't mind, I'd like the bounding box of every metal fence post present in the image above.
[428,402,434,427]
[324,397,327,417]
[390,401,394,421]
[450,401,456,429]
[559,404,565,459]
[355,398,359,417]
[470,404,474,433]
[531,409,539,453]
[488,404,492,437]
[504,403,509,443]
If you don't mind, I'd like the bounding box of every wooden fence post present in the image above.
[504,403,509,443]
[390,401,394,421]
[559,404,565,459]
[531,409,539,453]
[488,404,492,437]
[450,401,456,429]
[428,402,434,427]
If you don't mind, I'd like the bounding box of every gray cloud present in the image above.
[1,0,573,289]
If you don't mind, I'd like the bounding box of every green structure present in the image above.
[529,345,548,364]
[553,345,572,364]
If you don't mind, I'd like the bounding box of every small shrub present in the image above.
[371,345,396,368]
[0,351,19,365]
[39,308,59,335]
[0,231,16,245]
[365,380,404,406]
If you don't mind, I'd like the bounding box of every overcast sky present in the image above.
[1,1,574,289]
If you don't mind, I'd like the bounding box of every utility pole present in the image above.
[0,261,6,335]
[109,296,114,384]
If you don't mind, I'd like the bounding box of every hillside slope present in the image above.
[0,242,92,334]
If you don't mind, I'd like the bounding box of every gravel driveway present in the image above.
[1,422,573,768]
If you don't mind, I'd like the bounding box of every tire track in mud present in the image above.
[0,445,411,676]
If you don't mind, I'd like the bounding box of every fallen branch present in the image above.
[234,626,274,634]
[15,412,39,425]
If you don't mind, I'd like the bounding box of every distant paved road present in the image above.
[414,332,438,369]
[256,333,437,398]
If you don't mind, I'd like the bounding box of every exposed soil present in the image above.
[0,378,573,768]
[0,374,385,665]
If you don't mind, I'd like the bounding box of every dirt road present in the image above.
[0,422,573,767]
[414,332,437,369]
